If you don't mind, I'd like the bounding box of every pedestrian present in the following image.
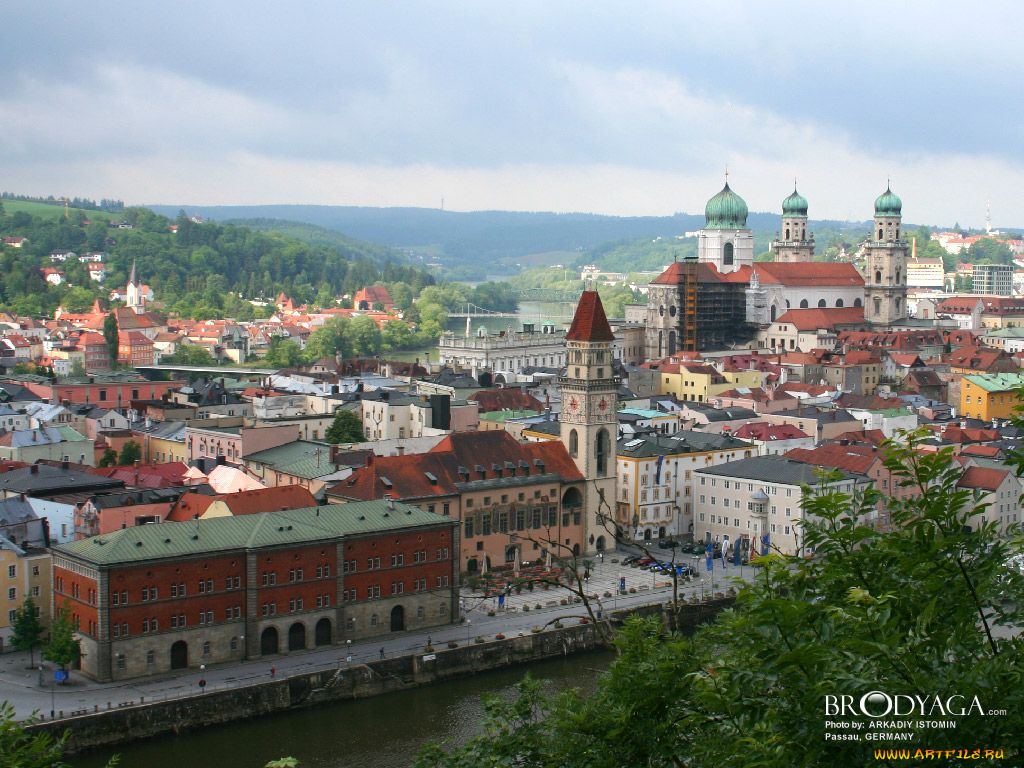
[379,647,385,659]
[199,677,206,691]
[427,634,432,646]
[270,665,276,678]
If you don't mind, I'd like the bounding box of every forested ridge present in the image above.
[0,202,434,319]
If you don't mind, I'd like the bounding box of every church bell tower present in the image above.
[559,291,618,554]
[862,185,908,325]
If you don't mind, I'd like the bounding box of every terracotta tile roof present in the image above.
[566,291,614,342]
[469,388,545,414]
[832,429,887,446]
[946,345,1015,372]
[775,306,866,331]
[334,430,583,502]
[753,262,865,287]
[960,444,1002,458]
[888,353,924,367]
[786,443,882,474]
[956,466,1010,492]
[842,350,881,365]
[732,421,809,441]
[166,485,317,521]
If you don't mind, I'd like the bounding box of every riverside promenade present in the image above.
[1,554,755,721]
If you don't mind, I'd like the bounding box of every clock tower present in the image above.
[559,291,619,555]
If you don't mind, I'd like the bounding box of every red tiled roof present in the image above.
[775,306,866,331]
[956,466,1010,492]
[960,444,1002,458]
[166,485,317,522]
[88,462,190,489]
[566,291,614,342]
[334,430,583,502]
[832,429,887,446]
[732,421,809,441]
[753,262,865,287]
[786,444,882,474]
[470,388,545,414]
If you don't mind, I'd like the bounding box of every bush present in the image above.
[628,587,637,594]
[553,621,563,629]
[474,636,485,644]
[559,599,568,606]
[487,610,496,617]
[447,641,459,649]
[535,603,542,610]
[522,605,531,611]
[602,591,612,598]
[531,626,542,633]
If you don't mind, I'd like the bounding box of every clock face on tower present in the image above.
[567,396,580,414]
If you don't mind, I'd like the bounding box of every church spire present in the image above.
[566,291,614,342]
[129,259,138,287]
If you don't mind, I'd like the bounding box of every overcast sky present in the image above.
[2,2,1021,227]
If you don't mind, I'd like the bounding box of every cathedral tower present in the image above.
[862,185,908,325]
[772,185,815,263]
[560,291,618,554]
[698,179,754,274]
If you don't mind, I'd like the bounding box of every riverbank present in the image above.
[29,596,735,755]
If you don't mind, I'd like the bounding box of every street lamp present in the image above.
[466,619,472,644]
[346,639,353,666]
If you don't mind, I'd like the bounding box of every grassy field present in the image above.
[1,198,114,220]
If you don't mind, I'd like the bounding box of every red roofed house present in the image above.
[786,442,914,529]
[763,306,869,353]
[353,285,394,311]
[328,429,587,573]
[732,421,814,455]
[117,331,156,367]
[956,466,1020,535]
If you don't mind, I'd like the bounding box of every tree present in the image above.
[11,598,44,667]
[347,316,383,357]
[304,317,351,362]
[264,337,305,368]
[97,448,118,467]
[161,344,217,367]
[102,312,118,368]
[44,606,80,678]
[325,409,364,444]
[117,441,141,466]
[418,434,1024,767]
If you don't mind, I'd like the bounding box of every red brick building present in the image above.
[53,499,458,681]
[117,331,156,367]
[48,377,183,408]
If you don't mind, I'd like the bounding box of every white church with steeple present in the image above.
[125,260,146,314]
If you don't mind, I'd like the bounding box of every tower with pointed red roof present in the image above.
[559,291,618,554]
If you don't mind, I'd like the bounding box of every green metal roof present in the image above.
[963,373,1024,393]
[55,500,453,566]
[874,185,902,216]
[782,185,808,216]
[479,409,540,422]
[704,182,748,229]
[245,440,340,479]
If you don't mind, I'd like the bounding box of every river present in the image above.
[72,650,613,768]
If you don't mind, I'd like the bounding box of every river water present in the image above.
[72,650,613,768]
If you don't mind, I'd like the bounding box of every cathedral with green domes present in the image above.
[644,178,909,356]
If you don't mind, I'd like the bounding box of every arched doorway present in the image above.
[261,627,279,656]
[595,535,606,551]
[658,526,666,539]
[505,545,518,564]
[466,558,478,573]
[288,622,306,651]
[170,640,188,670]
[643,529,652,541]
[315,618,332,647]
[390,605,405,632]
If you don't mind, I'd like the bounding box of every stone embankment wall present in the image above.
[31,597,735,754]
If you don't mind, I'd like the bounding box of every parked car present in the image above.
[656,539,679,549]
[621,555,639,565]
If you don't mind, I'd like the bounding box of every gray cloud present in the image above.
[1,1,1022,225]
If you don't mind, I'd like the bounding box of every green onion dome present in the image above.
[704,182,748,229]
[874,185,902,216]
[782,186,808,216]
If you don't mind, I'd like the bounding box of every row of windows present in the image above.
[464,508,566,538]
[353,602,449,630]
[466,488,556,508]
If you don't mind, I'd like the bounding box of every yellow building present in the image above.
[960,373,1024,422]
[0,543,52,652]
[657,362,762,403]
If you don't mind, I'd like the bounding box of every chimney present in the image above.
[385,493,395,511]
[396,446,405,456]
